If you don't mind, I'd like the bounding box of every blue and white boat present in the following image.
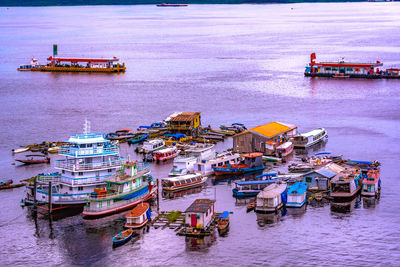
[213,153,264,176]
[23,120,125,207]
[232,173,277,198]
[112,228,134,247]
[286,182,308,208]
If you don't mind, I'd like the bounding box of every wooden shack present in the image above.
[233,122,297,155]
[184,199,215,230]
[302,163,344,190]
[166,112,201,136]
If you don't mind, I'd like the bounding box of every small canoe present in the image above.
[47,147,60,154]
[246,201,256,212]
[15,155,50,165]
[112,228,134,246]
[127,134,149,145]
[217,211,230,234]
[262,156,282,162]
[12,147,29,154]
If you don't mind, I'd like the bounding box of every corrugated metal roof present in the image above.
[239,122,297,138]
[315,169,337,178]
[169,112,200,122]
[257,182,287,198]
[185,199,214,213]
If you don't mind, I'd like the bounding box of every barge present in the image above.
[304,53,400,79]
[18,45,125,73]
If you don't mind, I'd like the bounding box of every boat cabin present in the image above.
[232,176,277,197]
[166,112,201,136]
[142,139,164,152]
[125,202,150,228]
[242,152,263,167]
[331,168,362,198]
[361,169,380,197]
[293,128,327,148]
[162,174,204,191]
[286,182,308,208]
[255,182,287,213]
[275,141,293,157]
[302,163,344,190]
[184,199,215,229]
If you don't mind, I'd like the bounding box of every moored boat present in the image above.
[15,154,50,165]
[124,202,151,228]
[12,147,29,154]
[213,153,264,176]
[217,211,230,234]
[82,161,156,217]
[112,228,134,247]
[275,141,294,157]
[153,147,180,162]
[293,128,328,148]
[331,168,362,200]
[288,163,314,173]
[138,139,165,153]
[361,169,381,197]
[194,151,241,176]
[162,174,207,192]
[127,134,149,145]
[0,179,13,187]
[286,182,307,208]
[232,173,277,198]
[255,182,287,213]
[156,3,188,7]
[107,129,135,140]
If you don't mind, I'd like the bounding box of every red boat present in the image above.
[156,3,188,7]
[15,154,50,165]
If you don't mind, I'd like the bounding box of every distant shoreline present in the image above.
[0,0,370,8]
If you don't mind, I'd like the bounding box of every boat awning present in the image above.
[235,179,276,186]
[218,211,230,219]
[47,56,119,62]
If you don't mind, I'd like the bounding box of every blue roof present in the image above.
[347,159,372,165]
[235,179,276,186]
[171,133,186,139]
[315,168,337,178]
[219,211,230,219]
[288,182,307,195]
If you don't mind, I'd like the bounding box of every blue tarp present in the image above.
[288,182,307,195]
[256,173,277,178]
[281,188,288,204]
[235,180,276,186]
[347,159,373,165]
[218,211,230,219]
[139,125,151,129]
[314,151,331,156]
[170,133,186,139]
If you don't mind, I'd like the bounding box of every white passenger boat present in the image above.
[293,128,328,148]
[193,152,241,176]
[153,147,180,162]
[169,143,215,176]
[161,174,207,191]
[276,141,294,157]
[140,139,165,153]
[255,182,287,213]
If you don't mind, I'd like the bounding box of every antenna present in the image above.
[83,119,91,135]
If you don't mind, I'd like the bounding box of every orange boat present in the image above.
[125,202,150,228]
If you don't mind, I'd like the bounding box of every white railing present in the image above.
[60,175,111,186]
[55,158,126,171]
[59,145,119,157]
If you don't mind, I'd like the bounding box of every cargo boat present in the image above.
[18,45,125,73]
[305,53,400,79]
[361,169,381,197]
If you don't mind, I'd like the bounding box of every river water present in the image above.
[1,2,400,266]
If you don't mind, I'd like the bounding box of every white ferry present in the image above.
[161,174,207,192]
[275,141,294,157]
[153,147,180,162]
[169,143,215,176]
[139,139,165,153]
[293,128,328,148]
[24,120,125,207]
[193,151,241,176]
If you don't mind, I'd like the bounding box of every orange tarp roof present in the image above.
[126,202,149,218]
[242,122,297,138]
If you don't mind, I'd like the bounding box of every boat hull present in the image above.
[213,165,265,176]
[124,219,148,229]
[255,202,284,213]
[286,198,306,208]
[162,180,205,192]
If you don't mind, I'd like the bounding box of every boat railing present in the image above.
[59,145,119,157]
[84,187,150,212]
[37,174,61,184]
[60,175,111,186]
[54,157,126,171]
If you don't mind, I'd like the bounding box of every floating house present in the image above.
[184,199,215,232]
[286,182,308,208]
[166,112,201,136]
[302,163,344,191]
[233,122,297,155]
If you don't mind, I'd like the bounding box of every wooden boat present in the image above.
[156,3,188,6]
[47,146,60,154]
[124,202,150,228]
[0,183,26,190]
[286,182,308,208]
[112,228,134,246]
[213,153,264,176]
[153,147,180,162]
[276,141,294,157]
[333,73,350,78]
[12,147,29,154]
[255,182,287,213]
[162,174,207,192]
[139,139,165,153]
[361,169,381,197]
[293,128,328,148]
[217,211,230,234]
[262,155,282,162]
[288,163,314,173]
[331,168,362,200]
[107,129,135,140]
[0,179,13,187]
[15,154,50,165]
[127,134,149,145]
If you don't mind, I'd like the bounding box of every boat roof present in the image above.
[235,179,276,186]
[162,174,201,181]
[363,170,380,184]
[236,122,297,139]
[218,211,230,219]
[168,112,200,122]
[67,133,107,144]
[116,129,132,132]
[257,182,287,198]
[154,147,176,154]
[145,139,163,144]
[256,173,277,178]
[313,61,383,68]
[300,128,325,138]
[185,199,215,213]
[126,202,149,218]
[331,168,361,183]
[288,182,307,195]
[277,141,293,149]
[25,154,47,157]
[314,151,331,156]
[303,163,344,178]
[48,56,119,62]
[241,152,263,158]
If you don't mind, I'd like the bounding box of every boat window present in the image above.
[60,184,63,189]
[87,144,93,148]
[62,170,65,174]
[71,172,75,176]
[78,186,83,191]
[332,183,350,193]
[80,144,86,148]
[79,172,83,176]
[325,67,331,71]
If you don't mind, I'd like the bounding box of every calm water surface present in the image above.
[1,3,400,266]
